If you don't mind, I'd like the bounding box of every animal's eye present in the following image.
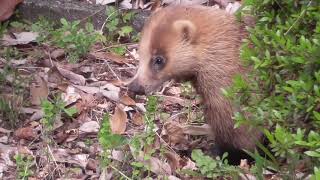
[152,55,166,71]
[154,56,164,65]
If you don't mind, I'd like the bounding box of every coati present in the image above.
[128,5,262,164]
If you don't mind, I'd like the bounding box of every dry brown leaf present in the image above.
[86,158,98,171]
[47,66,66,85]
[162,0,208,6]
[0,0,23,22]
[140,156,172,175]
[110,105,127,134]
[0,127,12,134]
[30,109,44,121]
[1,32,38,46]
[163,121,188,146]
[240,159,250,171]
[132,111,144,126]
[181,157,197,171]
[0,144,17,166]
[110,150,125,162]
[226,1,242,14]
[74,85,119,102]
[109,79,125,87]
[30,75,49,106]
[57,66,86,85]
[52,148,89,168]
[61,86,81,106]
[96,0,116,5]
[164,151,180,171]
[91,52,128,64]
[79,121,100,134]
[120,94,136,106]
[14,127,37,140]
[162,96,188,107]
[166,86,182,96]
[50,49,65,59]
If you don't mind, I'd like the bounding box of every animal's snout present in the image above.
[128,78,146,95]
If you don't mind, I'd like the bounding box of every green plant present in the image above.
[41,97,77,132]
[30,17,54,43]
[0,21,9,38]
[14,153,34,180]
[226,0,320,178]
[30,17,102,62]
[0,52,26,128]
[104,6,137,55]
[190,149,240,179]
[51,18,102,62]
[129,96,159,179]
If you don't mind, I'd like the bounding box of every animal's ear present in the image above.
[173,20,196,42]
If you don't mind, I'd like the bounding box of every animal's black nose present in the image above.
[128,79,146,95]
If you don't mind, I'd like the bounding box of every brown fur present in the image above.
[129,5,261,154]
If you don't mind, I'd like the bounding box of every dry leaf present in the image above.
[240,159,250,171]
[119,0,132,9]
[91,52,128,64]
[99,167,113,180]
[52,148,89,168]
[132,111,144,126]
[168,176,181,180]
[136,103,146,113]
[181,157,197,171]
[79,121,100,133]
[162,0,208,6]
[110,150,124,162]
[30,75,49,106]
[74,85,119,102]
[162,96,188,107]
[47,66,65,84]
[14,127,37,140]
[0,0,23,22]
[166,86,182,96]
[86,158,98,171]
[0,127,12,134]
[61,86,81,106]
[226,2,242,14]
[51,49,65,59]
[143,157,172,175]
[101,83,121,92]
[30,109,44,121]
[1,32,38,46]
[110,105,127,134]
[0,144,17,166]
[163,121,187,146]
[120,94,136,106]
[57,66,86,85]
[96,0,116,5]
[164,151,180,171]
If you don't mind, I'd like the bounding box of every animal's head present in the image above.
[128,8,200,95]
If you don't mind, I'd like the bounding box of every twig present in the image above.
[94,43,137,52]
[109,164,132,180]
[99,7,126,33]
[46,144,61,177]
[285,0,312,36]
[104,60,120,80]
[80,7,106,23]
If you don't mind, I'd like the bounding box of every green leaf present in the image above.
[313,111,320,121]
[305,151,320,158]
[64,107,77,117]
